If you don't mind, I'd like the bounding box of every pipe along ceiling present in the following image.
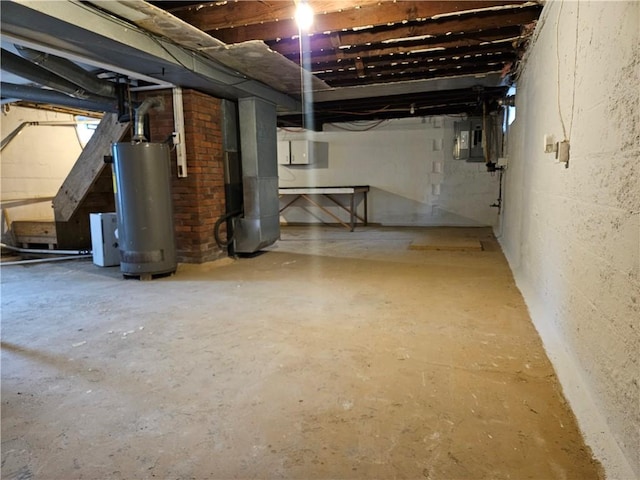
[1,47,126,114]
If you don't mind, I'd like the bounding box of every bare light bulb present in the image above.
[295,2,314,30]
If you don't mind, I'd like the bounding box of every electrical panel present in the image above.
[277,141,291,165]
[453,118,484,162]
[278,140,328,165]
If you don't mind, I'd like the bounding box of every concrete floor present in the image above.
[1,226,603,479]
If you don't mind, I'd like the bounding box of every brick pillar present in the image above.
[141,89,227,264]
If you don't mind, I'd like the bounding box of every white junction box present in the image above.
[90,213,119,267]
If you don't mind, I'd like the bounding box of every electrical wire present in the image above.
[279,127,306,132]
[145,33,252,88]
[555,0,568,140]
[323,105,393,116]
[555,0,581,143]
[568,1,580,139]
[75,1,252,89]
[327,119,388,131]
[214,209,242,248]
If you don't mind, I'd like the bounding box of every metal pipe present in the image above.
[15,45,116,97]
[0,122,36,151]
[1,242,90,255]
[0,82,118,113]
[1,120,100,152]
[132,96,162,142]
[1,48,90,99]
[1,255,92,266]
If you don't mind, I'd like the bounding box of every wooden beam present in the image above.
[317,62,508,87]
[169,0,385,29]
[11,221,57,247]
[203,1,532,43]
[329,32,344,60]
[355,58,366,77]
[311,86,508,110]
[268,7,540,56]
[313,50,516,77]
[53,113,129,222]
[305,29,520,66]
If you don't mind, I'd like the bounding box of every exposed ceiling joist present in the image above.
[296,27,518,65]
[278,85,508,127]
[4,0,540,126]
[1,0,300,111]
[268,8,539,57]
[160,0,540,94]
[314,45,514,77]
[168,0,386,30]
[182,1,532,43]
[321,63,508,88]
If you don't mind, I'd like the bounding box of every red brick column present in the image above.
[142,89,227,264]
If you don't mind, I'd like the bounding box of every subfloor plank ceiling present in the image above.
[1,1,542,128]
[155,0,542,127]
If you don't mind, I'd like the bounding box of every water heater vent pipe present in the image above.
[133,96,162,142]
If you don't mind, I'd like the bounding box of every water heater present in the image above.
[112,142,177,278]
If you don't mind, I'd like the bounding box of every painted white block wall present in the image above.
[1,106,83,228]
[278,117,500,227]
[499,1,639,477]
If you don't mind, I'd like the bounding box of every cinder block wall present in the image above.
[499,1,639,476]
[142,89,227,264]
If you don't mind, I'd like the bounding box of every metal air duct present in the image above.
[132,97,162,142]
[0,82,118,113]
[233,97,280,253]
[1,48,90,99]
[15,45,115,98]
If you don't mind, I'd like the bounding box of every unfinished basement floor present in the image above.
[1,226,603,479]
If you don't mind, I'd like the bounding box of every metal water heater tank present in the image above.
[112,142,177,278]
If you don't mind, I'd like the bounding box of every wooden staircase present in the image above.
[52,113,129,249]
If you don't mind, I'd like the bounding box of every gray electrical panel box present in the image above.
[454,118,484,162]
[90,212,119,267]
[278,140,328,165]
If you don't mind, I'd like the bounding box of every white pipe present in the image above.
[0,243,90,255]
[1,255,92,266]
[172,87,188,178]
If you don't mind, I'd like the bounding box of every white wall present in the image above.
[1,106,83,229]
[499,1,639,477]
[278,116,500,227]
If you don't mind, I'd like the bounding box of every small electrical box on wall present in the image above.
[453,118,484,162]
[278,140,328,165]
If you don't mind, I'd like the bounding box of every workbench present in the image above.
[278,186,370,231]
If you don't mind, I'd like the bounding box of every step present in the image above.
[12,221,57,249]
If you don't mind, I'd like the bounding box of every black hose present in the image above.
[214,209,242,248]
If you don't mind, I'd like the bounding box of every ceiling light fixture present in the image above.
[295,2,314,31]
